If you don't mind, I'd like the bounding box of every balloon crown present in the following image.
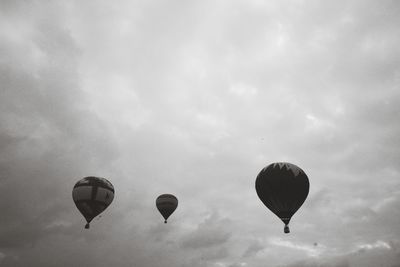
[272,162,303,177]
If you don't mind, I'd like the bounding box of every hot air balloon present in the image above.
[156,194,178,223]
[255,162,309,233]
[72,176,114,229]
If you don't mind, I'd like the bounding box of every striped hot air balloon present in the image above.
[72,176,115,229]
[156,194,178,223]
[255,162,309,233]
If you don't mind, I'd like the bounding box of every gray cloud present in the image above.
[281,240,400,267]
[242,239,265,258]
[0,0,118,252]
[181,212,232,249]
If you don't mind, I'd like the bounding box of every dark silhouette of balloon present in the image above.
[255,162,309,233]
[156,194,178,223]
[72,176,114,229]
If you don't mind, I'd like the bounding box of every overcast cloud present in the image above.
[1,0,399,266]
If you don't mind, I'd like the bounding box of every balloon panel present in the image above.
[156,194,178,201]
[95,187,114,205]
[74,176,114,192]
[77,202,93,218]
[72,186,92,202]
[156,199,178,206]
[157,206,177,219]
[75,201,107,222]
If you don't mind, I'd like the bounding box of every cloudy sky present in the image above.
[1,0,400,266]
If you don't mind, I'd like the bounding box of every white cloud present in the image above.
[356,240,391,251]
[229,83,258,97]
[269,237,324,257]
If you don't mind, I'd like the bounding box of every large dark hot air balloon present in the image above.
[72,176,114,229]
[255,162,309,233]
[156,194,178,223]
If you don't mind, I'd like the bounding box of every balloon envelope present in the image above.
[156,194,178,223]
[72,176,114,229]
[255,162,309,233]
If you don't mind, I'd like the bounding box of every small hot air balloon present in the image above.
[156,194,178,223]
[255,162,309,233]
[72,176,114,229]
